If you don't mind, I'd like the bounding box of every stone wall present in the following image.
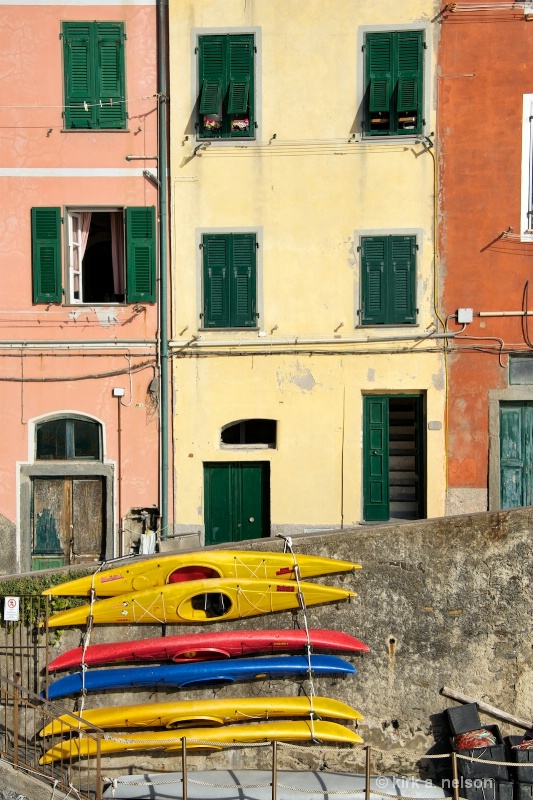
[6,507,533,787]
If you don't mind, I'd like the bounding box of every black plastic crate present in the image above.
[447,703,482,735]
[514,783,533,800]
[506,737,533,783]
[460,779,513,800]
[453,725,509,781]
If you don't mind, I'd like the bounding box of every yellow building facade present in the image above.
[168,0,445,547]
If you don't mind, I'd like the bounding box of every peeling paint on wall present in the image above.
[367,368,376,382]
[94,307,119,328]
[276,361,319,392]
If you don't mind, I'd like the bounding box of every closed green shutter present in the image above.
[32,208,62,304]
[203,235,230,327]
[227,37,253,114]
[367,33,393,113]
[199,37,225,114]
[361,237,387,324]
[391,236,416,323]
[231,234,256,327]
[63,23,94,128]
[62,21,126,130]
[125,207,156,303]
[361,235,416,325]
[96,23,126,129]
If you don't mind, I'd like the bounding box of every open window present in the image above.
[31,206,156,305]
[197,34,255,139]
[364,30,424,137]
[221,419,276,448]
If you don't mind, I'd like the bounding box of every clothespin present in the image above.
[83,101,88,112]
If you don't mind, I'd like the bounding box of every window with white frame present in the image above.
[521,94,533,237]
[31,206,156,305]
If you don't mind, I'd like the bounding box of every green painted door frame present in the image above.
[204,462,270,546]
[500,401,533,508]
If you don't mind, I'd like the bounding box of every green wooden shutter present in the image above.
[31,208,62,304]
[199,37,225,114]
[363,396,390,522]
[125,207,156,303]
[230,234,257,327]
[96,23,126,129]
[366,33,393,114]
[361,237,387,324]
[203,235,229,327]
[63,23,95,129]
[391,236,416,323]
[397,31,423,130]
[227,36,253,114]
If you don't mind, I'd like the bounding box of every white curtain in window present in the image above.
[110,212,125,295]
[78,212,92,263]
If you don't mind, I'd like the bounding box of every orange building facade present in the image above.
[439,1,533,514]
[0,0,161,573]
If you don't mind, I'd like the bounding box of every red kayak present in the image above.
[47,628,369,672]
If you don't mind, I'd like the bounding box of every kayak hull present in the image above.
[101,770,451,800]
[39,720,364,764]
[39,695,363,737]
[45,577,356,628]
[47,628,369,672]
[43,550,361,597]
[42,655,356,699]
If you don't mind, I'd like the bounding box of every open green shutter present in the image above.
[361,237,387,324]
[96,23,126,129]
[366,33,393,113]
[32,208,62,304]
[227,37,253,114]
[199,37,225,114]
[230,234,256,327]
[391,236,416,323]
[63,23,95,129]
[363,396,390,521]
[125,207,156,303]
[203,235,229,327]
[396,31,423,124]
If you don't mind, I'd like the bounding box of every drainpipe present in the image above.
[157,0,170,540]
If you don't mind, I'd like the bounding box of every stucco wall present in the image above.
[29,507,533,784]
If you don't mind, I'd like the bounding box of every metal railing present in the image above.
[0,670,103,799]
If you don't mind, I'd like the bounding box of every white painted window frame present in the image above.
[66,206,124,305]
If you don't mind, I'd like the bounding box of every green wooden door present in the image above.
[500,402,533,508]
[204,462,270,546]
[363,397,390,521]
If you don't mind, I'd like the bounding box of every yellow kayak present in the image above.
[42,550,360,597]
[39,720,364,764]
[39,695,363,737]
[44,577,356,627]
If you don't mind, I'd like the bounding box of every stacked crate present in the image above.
[505,735,533,800]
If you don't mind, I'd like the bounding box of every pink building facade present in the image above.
[0,0,161,573]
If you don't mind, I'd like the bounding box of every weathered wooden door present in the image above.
[500,402,533,508]
[204,462,270,546]
[32,477,105,570]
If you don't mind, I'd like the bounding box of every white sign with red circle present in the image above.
[4,596,20,621]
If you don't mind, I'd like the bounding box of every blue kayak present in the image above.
[43,655,356,699]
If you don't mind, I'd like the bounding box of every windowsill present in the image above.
[361,133,424,142]
[195,136,258,146]
[357,323,420,329]
[198,327,260,332]
[220,443,275,450]
[61,128,130,133]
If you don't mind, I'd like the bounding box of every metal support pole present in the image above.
[272,740,277,800]
[452,752,460,800]
[95,736,102,800]
[365,745,371,800]
[12,671,20,770]
[182,737,188,800]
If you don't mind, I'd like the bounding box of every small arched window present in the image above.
[221,419,276,448]
[35,417,102,461]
